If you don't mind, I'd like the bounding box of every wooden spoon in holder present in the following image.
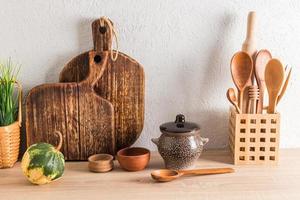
[254,49,272,113]
[230,51,253,114]
[265,59,285,114]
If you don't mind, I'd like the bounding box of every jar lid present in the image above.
[159,114,200,133]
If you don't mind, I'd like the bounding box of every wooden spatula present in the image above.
[277,67,292,104]
[230,51,253,113]
[254,49,272,113]
[265,59,285,114]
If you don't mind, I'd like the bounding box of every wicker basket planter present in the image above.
[0,82,22,168]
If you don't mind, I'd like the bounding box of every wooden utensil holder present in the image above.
[229,107,280,165]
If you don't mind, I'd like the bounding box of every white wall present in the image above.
[0,0,299,150]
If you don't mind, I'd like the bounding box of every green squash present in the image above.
[21,132,65,185]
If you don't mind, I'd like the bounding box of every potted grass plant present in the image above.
[0,59,22,168]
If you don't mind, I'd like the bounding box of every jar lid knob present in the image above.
[175,114,185,128]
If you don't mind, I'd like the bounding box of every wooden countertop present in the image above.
[1,149,300,200]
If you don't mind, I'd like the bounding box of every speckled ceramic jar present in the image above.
[152,114,209,170]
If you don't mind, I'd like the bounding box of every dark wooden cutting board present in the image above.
[59,18,145,151]
[26,51,115,160]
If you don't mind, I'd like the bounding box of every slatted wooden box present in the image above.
[229,107,280,165]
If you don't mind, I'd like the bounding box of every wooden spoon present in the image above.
[151,168,234,182]
[255,49,272,113]
[226,88,241,113]
[265,59,285,114]
[263,67,292,110]
[230,51,253,113]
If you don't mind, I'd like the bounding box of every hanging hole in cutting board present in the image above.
[94,55,102,63]
[99,26,107,34]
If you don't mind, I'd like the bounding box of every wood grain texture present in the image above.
[1,150,300,200]
[59,18,145,151]
[26,51,115,160]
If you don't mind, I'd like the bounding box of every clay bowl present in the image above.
[117,147,150,171]
[88,154,114,173]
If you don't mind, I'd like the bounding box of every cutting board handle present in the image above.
[92,18,113,51]
[80,51,109,87]
[92,17,119,61]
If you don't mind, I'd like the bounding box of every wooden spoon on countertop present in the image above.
[226,88,241,114]
[151,168,234,182]
[255,49,272,113]
[230,51,253,113]
[265,59,285,114]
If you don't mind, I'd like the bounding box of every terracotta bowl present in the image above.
[88,154,114,173]
[117,147,150,171]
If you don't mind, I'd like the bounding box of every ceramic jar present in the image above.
[152,114,209,170]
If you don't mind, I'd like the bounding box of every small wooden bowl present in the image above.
[117,147,150,171]
[88,154,114,173]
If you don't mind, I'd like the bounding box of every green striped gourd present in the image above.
[21,131,65,185]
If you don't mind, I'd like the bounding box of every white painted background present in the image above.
[0,0,299,151]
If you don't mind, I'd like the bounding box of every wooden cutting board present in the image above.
[26,51,115,160]
[59,18,145,151]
